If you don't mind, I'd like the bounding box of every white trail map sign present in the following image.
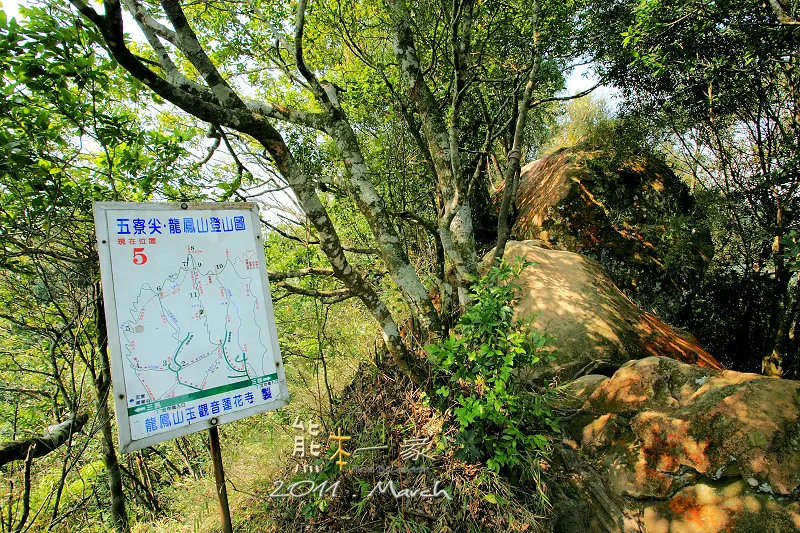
[94,202,287,452]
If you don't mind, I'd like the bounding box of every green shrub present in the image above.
[425,262,558,476]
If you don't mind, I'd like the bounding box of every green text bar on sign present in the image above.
[127,374,278,416]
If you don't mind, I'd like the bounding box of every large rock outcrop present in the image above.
[510,146,712,286]
[507,145,713,329]
[498,240,721,379]
[556,357,800,532]
[493,241,799,530]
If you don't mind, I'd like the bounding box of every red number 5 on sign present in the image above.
[133,247,148,265]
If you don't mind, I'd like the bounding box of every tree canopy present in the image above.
[49,0,600,385]
[592,0,799,375]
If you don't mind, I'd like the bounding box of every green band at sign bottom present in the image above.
[127,373,278,416]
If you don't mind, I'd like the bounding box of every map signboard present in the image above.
[94,202,288,453]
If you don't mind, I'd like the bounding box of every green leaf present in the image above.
[532,434,549,450]
[483,493,509,505]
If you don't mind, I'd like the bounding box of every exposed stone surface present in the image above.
[563,374,608,405]
[642,481,800,533]
[581,357,800,498]
[508,147,712,305]
[556,356,800,532]
[497,240,721,379]
[492,240,799,530]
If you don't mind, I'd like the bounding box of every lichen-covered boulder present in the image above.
[509,146,713,321]
[497,241,721,379]
[642,481,800,532]
[562,356,800,532]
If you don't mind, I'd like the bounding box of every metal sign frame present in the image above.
[94,202,288,453]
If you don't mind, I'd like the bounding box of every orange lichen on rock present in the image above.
[643,481,800,533]
[573,356,800,507]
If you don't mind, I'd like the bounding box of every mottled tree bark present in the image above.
[0,414,88,468]
[386,0,479,303]
[294,0,440,332]
[95,296,129,533]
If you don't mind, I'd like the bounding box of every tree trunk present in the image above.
[763,201,791,376]
[763,273,799,376]
[292,0,441,333]
[490,2,540,266]
[95,295,129,533]
[49,444,72,530]
[387,0,479,298]
[13,448,33,533]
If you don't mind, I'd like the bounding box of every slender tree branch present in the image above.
[195,129,221,167]
[268,267,335,281]
[294,0,336,109]
[244,99,331,130]
[121,0,210,98]
[69,0,257,129]
[0,387,52,399]
[160,0,245,108]
[529,82,601,108]
[490,0,542,265]
[122,0,178,45]
[274,282,353,302]
[14,446,34,533]
[0,414,89,468]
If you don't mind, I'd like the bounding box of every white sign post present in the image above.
[94,201,288,450]
[94,202,287,531]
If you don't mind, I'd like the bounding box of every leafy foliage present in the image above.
[0,5,226,531]
[425,262,557,475]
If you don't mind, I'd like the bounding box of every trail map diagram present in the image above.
[96,205,285,449]
[121,252,266,403]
